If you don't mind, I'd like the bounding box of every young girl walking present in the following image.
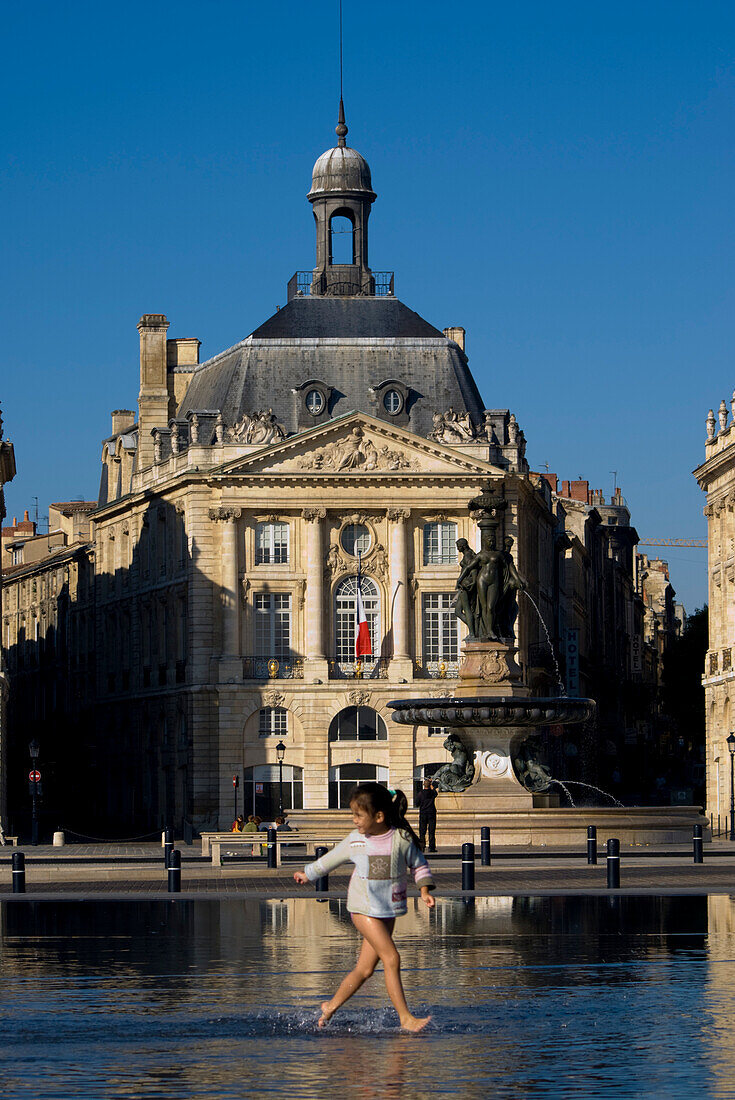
[293,782,435,1032]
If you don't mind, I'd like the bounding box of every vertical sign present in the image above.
[631,633,642,675]
[565,628,580,695]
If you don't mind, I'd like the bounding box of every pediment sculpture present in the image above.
[428,408,477,444]
[301,425,419,471]
[228,408,286,445]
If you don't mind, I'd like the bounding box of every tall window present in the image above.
[329,764,389,809]
[335,576,379,663]
[422,593,459,662]
[259,707,288,737]
[243,764,303,817]
[255,522,289,565]
[328,706,388,742]
[255,593,291,655]
[329,213,354,265]
[423,522,458,565]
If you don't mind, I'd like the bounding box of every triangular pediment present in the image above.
[213,411,506,477]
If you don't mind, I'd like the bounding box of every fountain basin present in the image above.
[387,695,595,730]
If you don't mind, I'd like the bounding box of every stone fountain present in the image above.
[388,485,705,845]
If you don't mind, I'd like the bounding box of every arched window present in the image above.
[329,213,355,265]
[329,764,389,809]
[329,706,388,742]
[259,707,288,737]
[334,576,380,668]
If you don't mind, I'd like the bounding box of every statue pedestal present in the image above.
[456,640,528,698]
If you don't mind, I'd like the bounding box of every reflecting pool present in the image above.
[1,895,735,1098]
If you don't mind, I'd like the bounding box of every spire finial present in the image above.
[336,97,348,147]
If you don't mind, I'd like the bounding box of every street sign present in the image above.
[28,770,41,783]
[232,775,239,788]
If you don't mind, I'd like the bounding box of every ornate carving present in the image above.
[215,413,224,444]
[429,688,453,699]
[171,422,181,455]
[477,651,513,684]
[240,576,251,603]
[190,414,200,444]
[347,689,372,706]
[432,733,476,792]
[228,408,286,445]
[302,426,418,471]
[364,543,388,580]
[302,507,327,522]
[478,751,511,778]
[706,409,716,441]
[295,578,306,608]
[387,507,410,522]
[264,689,285,709]
[507,414,519,444]
[428,409,477,444]
[719,399,729,432]
[208,507,242,522]
[325,544,348,578]
[409,577,419,600]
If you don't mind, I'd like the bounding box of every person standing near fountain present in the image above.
[293,783,435,1032]
[416,778,438,852]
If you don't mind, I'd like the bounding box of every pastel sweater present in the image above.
[303,828,435,917]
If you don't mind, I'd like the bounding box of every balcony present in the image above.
[723,648,732,673]
[329,658,389,680]
[709,652,719,676]
[287,270,395,301]
[413,656,460,679]
[243,655,304,680]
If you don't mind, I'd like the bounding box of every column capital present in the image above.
[208,507,242,522]
[301,507,327,522]
[387,507,411,522]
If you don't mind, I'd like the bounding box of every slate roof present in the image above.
[178,296,486,439]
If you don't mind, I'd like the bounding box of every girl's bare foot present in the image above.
[318,1001,335,1028]
[401,1014,432,1033]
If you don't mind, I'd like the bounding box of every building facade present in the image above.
[0,405,16,829]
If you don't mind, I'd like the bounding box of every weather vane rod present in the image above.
[339,0,343,102]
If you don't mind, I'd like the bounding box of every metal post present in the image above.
[606,838,620,889]
[693,824,704,864]
[462,842,475,891]
[480,826,491,866]
[730,750,735,842]
[12,852,25,894]
[164,825,173,868]
[278,758,284,817]
[314,845,329,893]
[266,826,278,869]
[587,825,597,865]
[167,849,181,893]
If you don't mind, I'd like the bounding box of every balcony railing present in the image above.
[243,655,304,680]
[413,656,460,679]
[710,652,719,676]
[329,658,389,680]
[287,271,395,300]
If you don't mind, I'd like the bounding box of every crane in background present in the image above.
[638,539,707,548]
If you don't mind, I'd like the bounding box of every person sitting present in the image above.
[231,815,245,833]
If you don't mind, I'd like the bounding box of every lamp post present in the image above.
[727,733,735,841]
[28,739,40,846]
[276,740,286,817]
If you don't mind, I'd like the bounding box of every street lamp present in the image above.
[28,739,40,846]
[727,733,735,841]
[276,739,286,817]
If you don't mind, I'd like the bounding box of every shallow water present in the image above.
[2,895,735,1098]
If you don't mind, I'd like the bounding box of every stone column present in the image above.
[209,507,242,681]
[302,507,328,681]
[387,508,412,679]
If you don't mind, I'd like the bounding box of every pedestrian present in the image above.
[231,814,245,833]
[416,778,438,852]
[293,782,435,1032]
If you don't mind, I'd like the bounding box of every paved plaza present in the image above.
[2,841,735,900]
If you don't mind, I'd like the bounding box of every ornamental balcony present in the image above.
[328,657,389,680]
[242,655,305,681]
[413,655,460,679]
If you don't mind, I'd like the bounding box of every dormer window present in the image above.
[383,389,403,415]
[370,378,410,426]
[306,389,325,415]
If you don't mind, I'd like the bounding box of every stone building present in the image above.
[0,405,16,829]
[695,396,735,819]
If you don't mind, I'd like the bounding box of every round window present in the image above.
[306,389,325,415]
[341,523,371,557]
[383,389,403,415]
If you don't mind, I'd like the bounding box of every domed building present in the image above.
[63,106,559,834]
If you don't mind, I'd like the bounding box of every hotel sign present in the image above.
[565,628,580,695]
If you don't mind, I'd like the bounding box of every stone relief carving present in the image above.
[325,545,348,578]
[228,408,286,445]
[302,507,327,522]
[387,507,410,522]
[301,426,419,472]
[208,507,242,522]
[347,689,372,706]
[215,413,224,444]
[190,414,200,444]
[363,543,387,580]
[295,578,306,608]
[429,688,454,699]
[719,399,729,432]
[477,651,513,684]
[264,689,285,709]
[428,409,477,444]
[240,577,251,603]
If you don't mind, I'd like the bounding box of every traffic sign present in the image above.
[28,770,41,783]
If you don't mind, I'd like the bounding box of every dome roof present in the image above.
[309,144,374,196]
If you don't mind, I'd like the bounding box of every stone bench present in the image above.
[0,837,18,847]
[204,831,344,866]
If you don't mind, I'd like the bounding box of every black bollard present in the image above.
[164,825,173,868]
[693,824,704,864]
[167,849,181,893]
[606,838,620,889]
[587,825,598,865]
[314,846,329,893]
[12,852,25,894]
[266,826,278,869]
[462,842,475,891]
[480,826,491,866]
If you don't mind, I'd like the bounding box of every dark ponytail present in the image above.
[348,782,421,846]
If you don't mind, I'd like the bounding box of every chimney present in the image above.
[166,337,200,411]
[570,479,590,503]
[111,409,136,435]
[443,326,466,352]
[137,314,170,469]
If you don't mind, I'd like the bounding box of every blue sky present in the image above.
[2,0,733,611]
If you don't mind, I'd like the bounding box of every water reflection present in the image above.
[0,896,733,1098]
